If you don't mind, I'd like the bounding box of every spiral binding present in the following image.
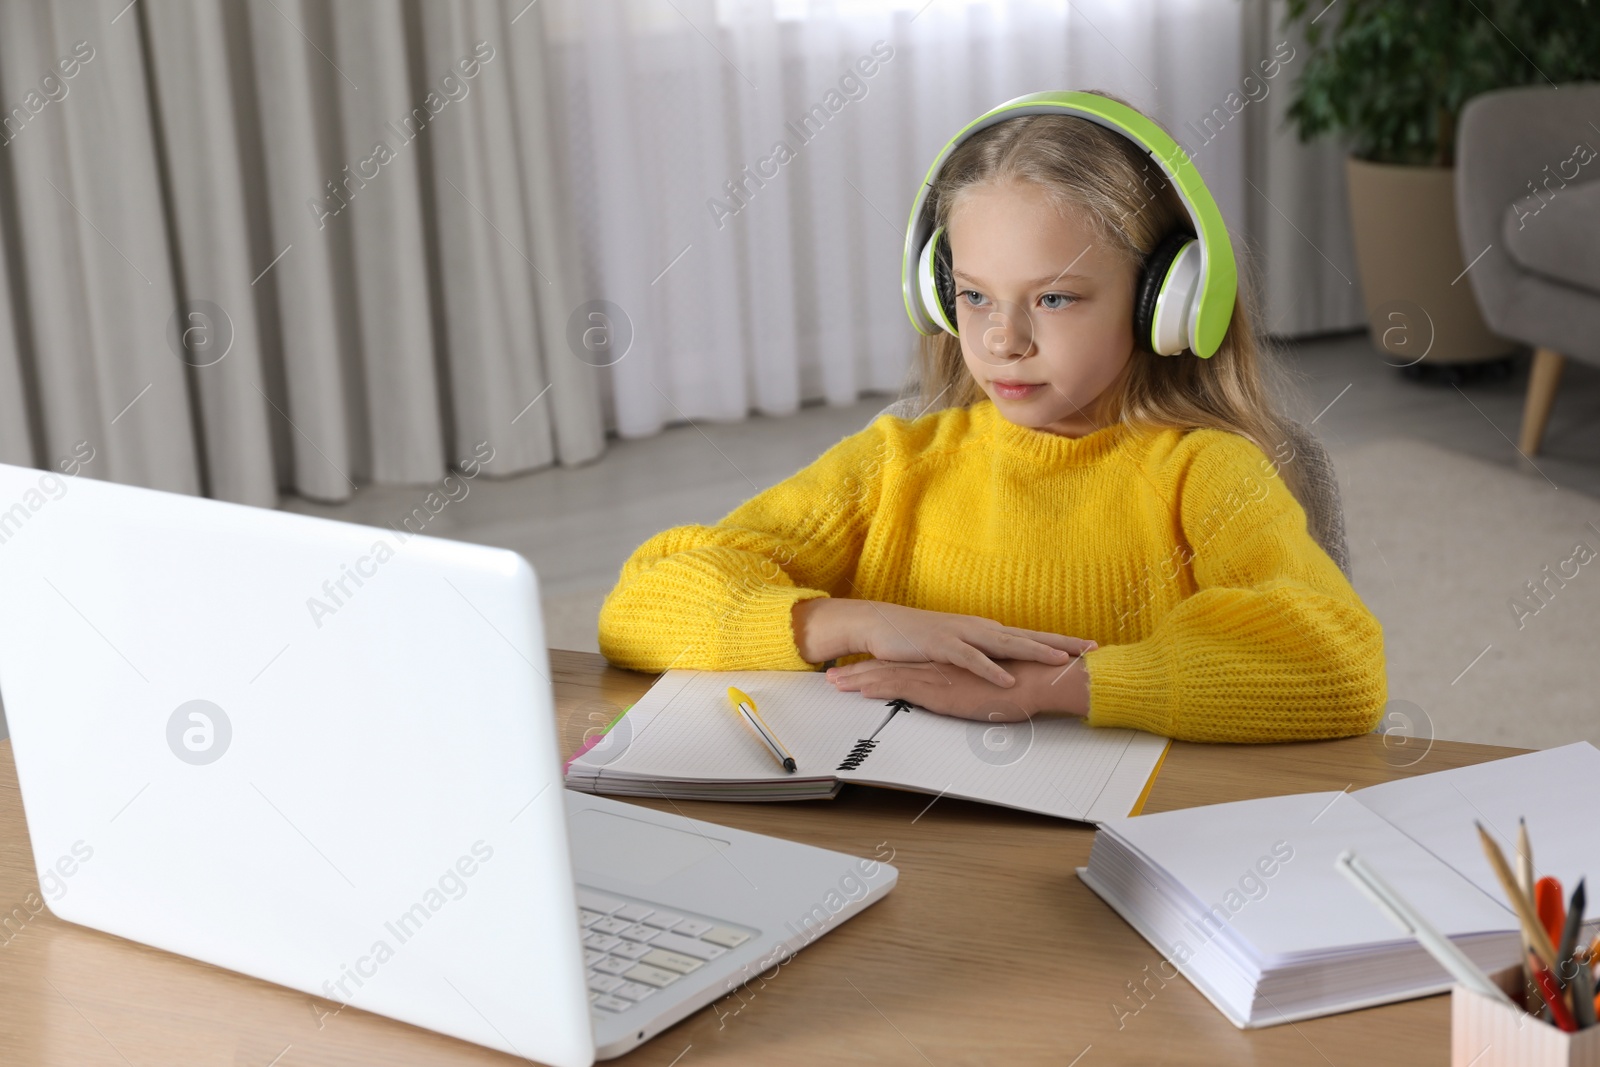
[835,698,914,772]
[836,738,877,772]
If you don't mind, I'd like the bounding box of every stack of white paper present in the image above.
[1079,743,1600,1027]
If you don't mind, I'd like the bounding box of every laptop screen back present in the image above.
[0,463,594,1066]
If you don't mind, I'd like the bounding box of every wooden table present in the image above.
[0,650,1524,1066]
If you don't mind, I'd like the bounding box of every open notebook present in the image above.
[1077,741,1600,1028]
[565,669,1170,823]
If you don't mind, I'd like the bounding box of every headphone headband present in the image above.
[900,90,1237,358]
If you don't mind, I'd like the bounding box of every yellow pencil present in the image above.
[1517,818,1540,1009]
[1478,821,1559,970]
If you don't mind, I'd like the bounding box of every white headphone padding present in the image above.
[1151,241,1202,356]
[917,226,956,336]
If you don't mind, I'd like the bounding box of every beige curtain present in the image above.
[1247,0,1366,337]
[0,0,600,506]
[0,0,1366,509]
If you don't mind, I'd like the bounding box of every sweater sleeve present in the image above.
[596,422,893,673]
[1082,431,1387,743]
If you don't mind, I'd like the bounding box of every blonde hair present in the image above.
[909,89,1311,503]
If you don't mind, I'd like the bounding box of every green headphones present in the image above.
[901,90,1237,358]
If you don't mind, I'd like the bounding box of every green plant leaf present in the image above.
[1279,0,1600,165]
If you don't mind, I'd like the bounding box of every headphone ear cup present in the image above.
[1133,230,1192,355]
[916,225,960,336]
[932,232,958,335]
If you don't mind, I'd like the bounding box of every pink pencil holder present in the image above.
[1452,966,1600,1067]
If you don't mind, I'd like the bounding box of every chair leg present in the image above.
[1519,346,1565,456]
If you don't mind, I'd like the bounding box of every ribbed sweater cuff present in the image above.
[718,586,831,671]
[1083,641,1177,735]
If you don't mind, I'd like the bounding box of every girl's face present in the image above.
[946,178,1139,438]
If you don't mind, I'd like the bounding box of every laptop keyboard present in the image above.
[578,887,757,1016]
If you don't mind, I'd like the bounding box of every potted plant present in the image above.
[1280,0,1600,380]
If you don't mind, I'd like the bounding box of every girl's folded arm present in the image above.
[1082,433,1387,744]
[596,423,892,673]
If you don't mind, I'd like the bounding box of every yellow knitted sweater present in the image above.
[597,398,1387,743]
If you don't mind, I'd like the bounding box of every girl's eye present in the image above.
[959,290,1076,310]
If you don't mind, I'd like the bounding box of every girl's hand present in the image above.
[850,601,1096,688]
[825,656,1092,720]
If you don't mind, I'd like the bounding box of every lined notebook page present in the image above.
[568,670,897,784]
[843,710,1168,822]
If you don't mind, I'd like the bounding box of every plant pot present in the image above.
[1345,156,1515,365]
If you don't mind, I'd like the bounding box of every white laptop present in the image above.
[0,461,897,1065]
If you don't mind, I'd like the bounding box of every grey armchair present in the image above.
[873,395,1353,581]
[1456,83,1600,456]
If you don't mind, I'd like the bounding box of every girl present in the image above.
[597,90,1386,744]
